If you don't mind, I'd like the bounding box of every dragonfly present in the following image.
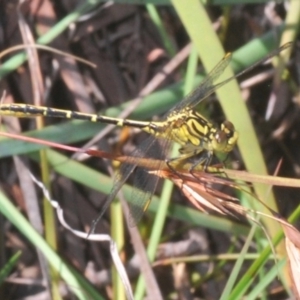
[0,42,291,230]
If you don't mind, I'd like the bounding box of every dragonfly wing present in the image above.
[174,43,292,112]
[92,131,169,231]
[171,53,232,113]
[90,161,136,233]
[127,137,169,227]
[127,166,160,227]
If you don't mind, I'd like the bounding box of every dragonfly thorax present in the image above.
[165,109,238,154]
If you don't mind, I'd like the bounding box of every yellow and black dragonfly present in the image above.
[0,43,291,229]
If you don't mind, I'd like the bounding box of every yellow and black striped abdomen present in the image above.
[0,103,152,129]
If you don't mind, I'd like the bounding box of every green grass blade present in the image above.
[0,190,103,300]
[0,251,22,285]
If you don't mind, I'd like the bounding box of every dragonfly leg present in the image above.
[188,151,212,180]
[166,156,183,176]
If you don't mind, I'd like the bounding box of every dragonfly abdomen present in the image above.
[0,104,151,129]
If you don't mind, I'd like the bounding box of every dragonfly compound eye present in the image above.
[212,130,227,150]
[220,120,238,152]
[211,121,238,152]
[221,120,235,137]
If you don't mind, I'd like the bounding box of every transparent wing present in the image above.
[91,134,167,231]
[127,137,168,227]
[170,53,232,114]
[127,167,159,227]
[172,42,292,114]
[90,158,135,233]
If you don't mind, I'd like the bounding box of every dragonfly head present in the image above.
[211,120,238,153]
